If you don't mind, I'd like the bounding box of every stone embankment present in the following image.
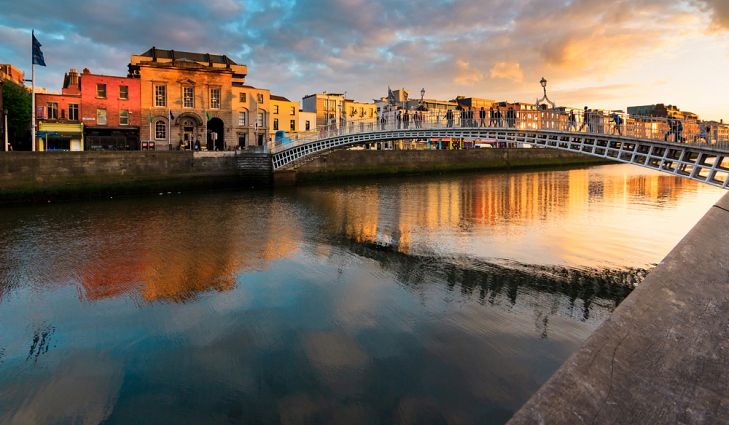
[274,148,605,185]
[0,151,271,203]
[0,148,602,203]
[508,191,729,424]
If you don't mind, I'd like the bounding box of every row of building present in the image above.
[2,47,728,151]
[2,48,380,152]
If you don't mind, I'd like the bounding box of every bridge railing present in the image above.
[271,109,729,153]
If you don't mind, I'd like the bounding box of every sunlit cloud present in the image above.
[0,0,727,120]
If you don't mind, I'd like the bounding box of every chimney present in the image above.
[68,68,78,86]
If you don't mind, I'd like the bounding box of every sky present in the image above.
[1,0,728,121]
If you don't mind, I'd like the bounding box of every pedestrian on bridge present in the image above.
[578,106,590,132]
[446,109,454,128]
[567,110,577,131]
[495,108,503,127]
[479,107,487,127]
[396,110,402,129]
[612,113,623,135]
[507,107,516,128]
[403,110,410,129]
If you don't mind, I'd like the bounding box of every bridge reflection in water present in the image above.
[0,164,724,424]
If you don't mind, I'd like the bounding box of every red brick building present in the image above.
[35,69,83,151]
[80,68,141,149]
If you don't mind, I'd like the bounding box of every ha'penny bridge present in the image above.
[270,110,729,188]
[265,109,729,424]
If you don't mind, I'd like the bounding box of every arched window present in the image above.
[155,120,167,140]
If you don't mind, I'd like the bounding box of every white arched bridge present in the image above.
[270,111,729,189]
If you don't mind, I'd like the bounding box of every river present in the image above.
[0,164,723,424]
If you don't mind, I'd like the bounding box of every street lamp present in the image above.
[536,77,555,110]
[420,88,425,103]
[3,108,8,152]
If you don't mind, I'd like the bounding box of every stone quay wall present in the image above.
[276,148,607,184]
[0,151,270,203]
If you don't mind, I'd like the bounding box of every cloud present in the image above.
[489,62,524,82]
[454,59,485,85]
[695,0,729,29]
[0,0,726,120]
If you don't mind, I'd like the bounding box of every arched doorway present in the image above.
[207,118,225,151]
[180,118,197,149]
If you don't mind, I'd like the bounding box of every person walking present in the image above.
[479,107,486,127]
[496,108,503,127]
[396,110,402,129]
[612,113,623,135]
[578,106,589,132]
[489,106,496,127]
[675,118,684,143]
[403,110,410,129]
[507,107,516,128]
[567,110,577,131]
[446,109,454,128]
[664,117,673,142]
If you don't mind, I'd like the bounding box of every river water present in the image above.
[0,164,723,424]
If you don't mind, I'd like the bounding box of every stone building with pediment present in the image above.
[128,47,270,150]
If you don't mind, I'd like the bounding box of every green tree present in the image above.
[2,81,31,149]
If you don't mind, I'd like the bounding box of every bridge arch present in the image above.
[272,128,729,189]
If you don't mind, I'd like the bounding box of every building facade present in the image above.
[128,47,269,151]
[0,64,25,86]
[302,92,378,130]
[80,68,141,150]
[269,95,299,137]
[302,93,344,128]
[298,110,316,134]
[34,70,83,151]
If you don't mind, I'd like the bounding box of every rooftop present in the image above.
[138,47,238,66]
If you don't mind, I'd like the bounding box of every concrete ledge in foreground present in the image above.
[508,191,729,425]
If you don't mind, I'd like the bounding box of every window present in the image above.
[119,85,128,100]
[290,120,295,131]
[290,106,295,115]
[273,105,279,114]
[239,92,247,103]
[257,93,264,103]
[68,104,78,121]
[273,118,279,130]
[97,108,107,125]
[155,120,166,140]
[256,112,264,127]
[210,87,221,109]
[238,111,247,126]
[154,84,166,107]
[305,120,311,131]
[183,87,194,108]
[47,102,58,120]
[97,83,106,98]
[120,109,129,126]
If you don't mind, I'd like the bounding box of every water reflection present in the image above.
[0,194,302,303]
[298,165,718,268]
[0,164,724,424]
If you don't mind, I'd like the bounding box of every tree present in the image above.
[2,81,31,150]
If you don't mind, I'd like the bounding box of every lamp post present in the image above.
[3,108,8,152]
[420,88,425,104]
[536,76,556,110]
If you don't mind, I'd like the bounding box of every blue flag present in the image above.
[32,31,46,67]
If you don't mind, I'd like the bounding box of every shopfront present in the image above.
[37,122,84,151]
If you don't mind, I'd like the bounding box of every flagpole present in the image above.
[31,57,35,151]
